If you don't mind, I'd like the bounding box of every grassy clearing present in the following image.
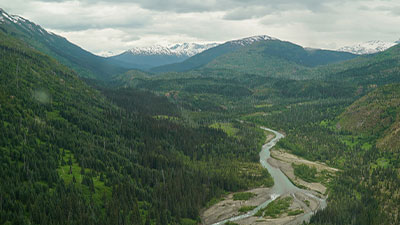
[292,163,334,186]
[233,192,257,201]
[292,163,318,183]
[180,218,197,225]
[57,149,111,202]
[205,196,226,209]
[255,196,293,218]
[254,103,273,108]
[224,222,240,225]
[209,122,239,137]
[238,205,257,213]
[339,135,373,150]
[371,157,390,169]
[153,115,180,121]
[288,209,304,216]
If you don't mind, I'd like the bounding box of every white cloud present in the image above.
[0,0,399,55]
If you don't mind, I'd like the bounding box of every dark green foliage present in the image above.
[238,205,257,213]
[292,164,318,183]
[101,87,180,116]
[256,197,292,218]
[224,222,240,225]
[258,40,356,67]
[0,30,273,224]
[151,38,357,76]
[233,192,257,201]
[287,209,303,216]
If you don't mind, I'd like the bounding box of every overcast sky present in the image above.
[1,0,399,55]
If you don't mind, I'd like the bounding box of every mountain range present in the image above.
[338,40,399,55]
[150,35,357,75]
[107,42,218,70]
[2,7,400,225]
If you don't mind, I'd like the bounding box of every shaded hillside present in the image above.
[0,9,125,80]
[319,44,400,85]
[338,83,400,151]
[108,51,187,70]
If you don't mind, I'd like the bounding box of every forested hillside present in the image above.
[151,36,356,75]
[0,30,274,224]
[1,7,400,225]
[338,83,400,151]
[115,40,400,224]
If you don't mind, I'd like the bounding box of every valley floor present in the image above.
[201,133,337,225]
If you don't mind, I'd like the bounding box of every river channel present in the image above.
[211,127,326,225]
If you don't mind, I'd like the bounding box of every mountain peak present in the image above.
[338,40,397,55]
[227,35,278,46]
[124,42,219,57]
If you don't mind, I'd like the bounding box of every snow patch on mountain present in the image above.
[0,8,51,37]
[126,43,219,57]
[338,40,397,55]
[227,35,278,46]
[97,50,121,57]
[0,10,18,23]
[169,43,219,56]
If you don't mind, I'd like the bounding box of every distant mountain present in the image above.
[151,35,358,77]
[107,43,218,70]
[0,8,125,79]
[150,35,278,73]
[338,40,398,55]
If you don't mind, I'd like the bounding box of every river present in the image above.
[211,127,326,225]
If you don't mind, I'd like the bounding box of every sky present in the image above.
[1,0,400,55]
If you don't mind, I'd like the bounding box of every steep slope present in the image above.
[108,43,218,70]
[151,35,357,76]
[338,40,398,55]
[0,9,125,79]
[337,83,400,151]
[0,28,272,224]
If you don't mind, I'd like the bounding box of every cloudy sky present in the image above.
[1,0,399,55]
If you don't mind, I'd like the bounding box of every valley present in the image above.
[1,7,400,225]
[202,128,333,225]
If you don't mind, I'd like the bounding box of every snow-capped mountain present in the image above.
[1,8,124,79]
[125,43,219,57]
[0,8,60,39]
[338,40,398,55]
[107,42,219,70]
[227,35,278,46]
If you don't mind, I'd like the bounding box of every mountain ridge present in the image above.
[124,42,219,57]
[338,40,398,55]
[0,8,125,80]
[151,36,358,75]
[107,42,219,70]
